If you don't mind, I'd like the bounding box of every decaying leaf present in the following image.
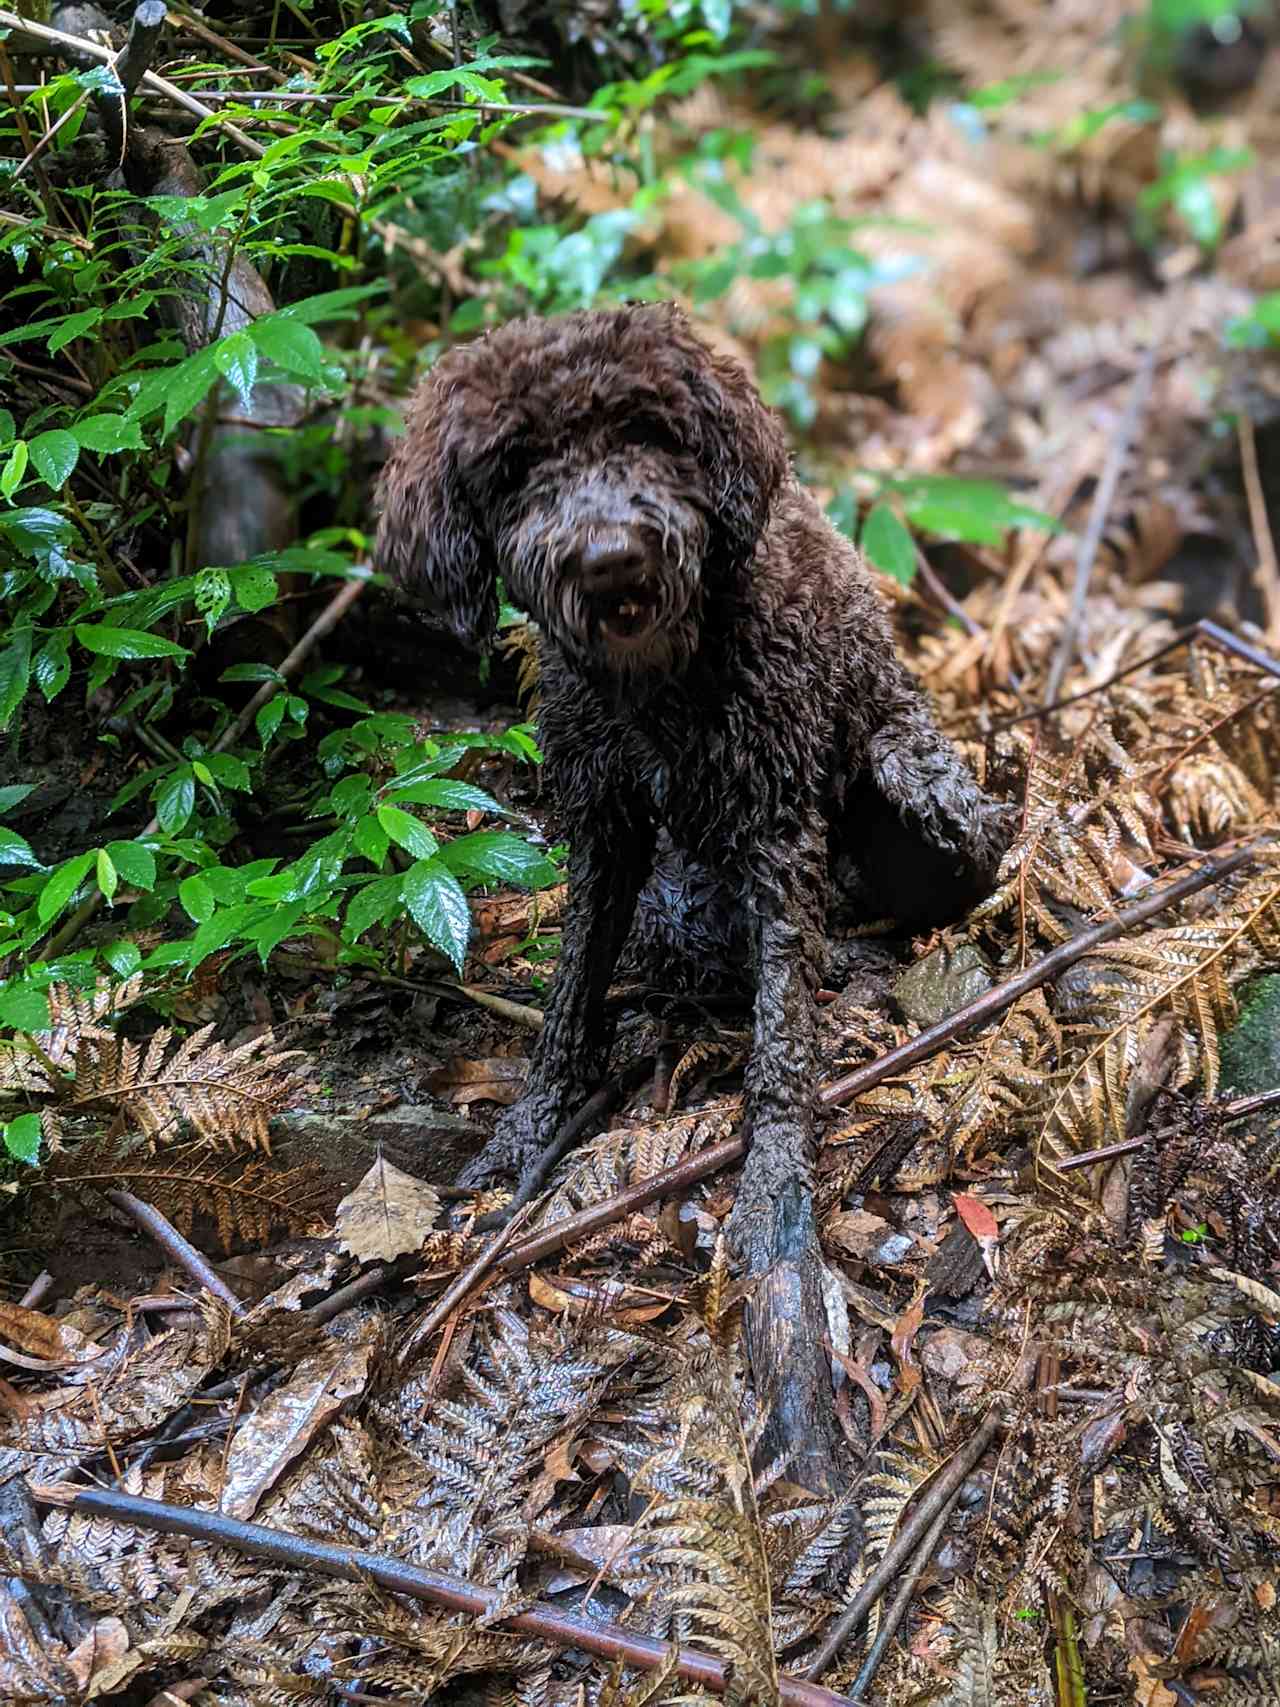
[335,1157,442,1262]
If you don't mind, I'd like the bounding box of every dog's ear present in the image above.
[374,376,498,651]
[663,309,791,565]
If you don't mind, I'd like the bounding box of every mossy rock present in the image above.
[1220,974,1280,1096]
[892,941,993,1029]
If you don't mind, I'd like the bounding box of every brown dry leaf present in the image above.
[66,1617,133,1697]
[221,1327,378,1519]
[335,1156,441,1263]
[428,1055,530,1106]
[824,1207,896,1260]
[891,1293,925,1393]
[529,1271,575,1314]
[0,1302,106,1366]
[1130,1652,1180,1707]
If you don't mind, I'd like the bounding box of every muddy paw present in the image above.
[455,1093,557,1189]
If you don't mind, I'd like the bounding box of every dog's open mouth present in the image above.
[596,579,660,645]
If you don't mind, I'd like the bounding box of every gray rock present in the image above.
[892,940,993,1029]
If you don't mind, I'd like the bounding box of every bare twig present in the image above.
[396,1202,535,1364]
[913,544,984,639]
[1237,410,1280,647]
[992,616,1280,728]
[846,1498,954,1701]
[103,1189,245,1316]
[1042,334,1162,706]
[1057,1083,1280,1172]
[0,9,267,157]
[28,1487,861,1707]
[804,1413,1003,1681]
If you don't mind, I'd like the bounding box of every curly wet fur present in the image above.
[376,303,1007,1269]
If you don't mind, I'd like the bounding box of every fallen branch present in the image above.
[103,1189,245,1316]
[844,1497,953,1702]
[803,1412,1004,1681]
[29,1487,861,1707]
[1042,331,1162,706]
[1057,1083,1280,1172]
[484,847,1254,1276]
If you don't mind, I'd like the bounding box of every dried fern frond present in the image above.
[70,1022,310,1151]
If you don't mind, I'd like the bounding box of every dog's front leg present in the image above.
[458,814,656,1186]
[726,813,842,1491]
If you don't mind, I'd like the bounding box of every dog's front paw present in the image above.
[455,1091,560,1189]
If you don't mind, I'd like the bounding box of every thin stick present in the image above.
[803,1413,1003,1681]
[0,10,267,158]
[37,572,369,959]
[103,1189,244,1316]
[1057,1083,1280,1172]
[846,1498,953,1701]
[1237,410,1280,646]
[1042,335,1162,706]
[28,1488,861,1707]
[489,850,1254,1278]
[395,1202,535,1364]
[913,545,983,640]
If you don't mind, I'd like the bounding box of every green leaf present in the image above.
[46,306,102,354]
[402,857,471,971]
[96,847,118,903]
[385,778,501,814]
[276,282,386,325]
[0,629,32,730]
[1,440,28,499]
[3,1112,41,1165]
[888,476,1060,547]
[344,874,402,938]
[102,939,142,978]
[248,897,309,962]
[179,874,216,922]
[0,982,51,1030]
[186,902,258,971]
[353,813,389,866]
[861,503,917,586]
[0,827,40,868]
[202,753,251,791]
[29,429,79,489]
[155,767,195,832]
[195,567,232,634]
[214,330,259,411]
[256,697,287,745]
[440,830,557,887]
[250,316,328,381]
[71,413,144,454]
[36,850,95,924]
[156,349,220,439]
[105,839,156,891]
[376,803,438,859]
[229,564,277,613]
[74,625,190,660]
[0,784,34,816]
[32,633,70,701]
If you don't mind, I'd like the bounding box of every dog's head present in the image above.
[374,304,789,682]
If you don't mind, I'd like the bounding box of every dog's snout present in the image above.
[574,534,649,591]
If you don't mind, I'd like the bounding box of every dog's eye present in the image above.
[617,417,683,456]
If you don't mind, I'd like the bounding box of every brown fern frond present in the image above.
[69,1023,310,1151]
[666,1038,748,1112]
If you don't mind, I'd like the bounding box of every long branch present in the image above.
[30,1487,860,1707]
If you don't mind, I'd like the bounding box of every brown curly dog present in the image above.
[375,302,1006,1278]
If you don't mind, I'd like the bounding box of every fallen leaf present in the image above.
[891,1293,925,1392]
[335,1157,441,1262]
[428,1055,530,1106]
[0,1302,105,1366]
[952,1192,1000,1278]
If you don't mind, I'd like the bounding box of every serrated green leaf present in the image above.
[105,839,156,891]
[402,856,471,971]
[385,778,501,814]
[103,939,142,978]
[154,767,195,832]
[47,306,102,354]
[250,315,328,380]
[276,282,385,325]
[96,847,118,903]
[36,850,95,924]
[74,625,189,660]
[1,441,28,499]
[202,753,251,790]
[353,813,389,867]
[157,349,220,439]
[179,874,215,922]
[29,429,79,489]
[229,564,277,613]
[214,330,259,412]
[861,502,917,586]
[0,982,51,1030]
[344,874,403,938]
[33,633,70,701]
[195,566,232,634]
[3,1112,41,1165]
[249,897,310,962]
[256,697,287,745]
[71,413,144,454]
[377,803,438,858]
[0,827,40,869]
[440,829,557,887]
[0,629,32,731]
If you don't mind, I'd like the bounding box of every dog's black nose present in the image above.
[576,535,648,591]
